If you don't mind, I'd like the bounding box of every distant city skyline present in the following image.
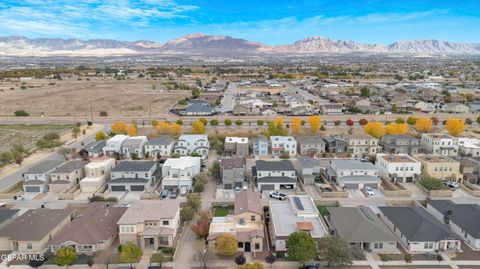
[1,0,480,45]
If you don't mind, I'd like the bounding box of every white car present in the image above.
[364,186,375,196]
[445,181,459,190]
[269,191,287,200]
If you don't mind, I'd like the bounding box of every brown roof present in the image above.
[297,221,314,231]
[117,200,180,224]
[49,203,126,246]
[234,190,262,216]
[380,154,416,163]
[236,230,264,241]
[0,208,73,241]
[220,157,246,169]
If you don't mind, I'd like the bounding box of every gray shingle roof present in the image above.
[379,206,458,242]
[220,157,246,169]
[84,140,106,153]
[109,178,149,184]
[185,100,213,113]
[255,160,295,171]
[257,176,296,183]
[331,160,377,170]
[427,200,480,238]
[112,160,157,172]
[297,135,325,145]
[145,137,175,146]
[0,209,20,225]
[52,160,89,174]
[25,160,64,174]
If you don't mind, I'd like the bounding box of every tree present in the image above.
[180,206,195,222]
[286,232,318,267]
[445,118,465,136]
[395,118,405,124]
[110,121,127,134]
[308,116,321,134]
[291,117,302,134]
[192,218,211,238]
[318,235,352,267]
[265,253,276,267]
[71,127,81,138]
[235,120,243,126]
[406,116,417,125]
[192,121,206,134]
[224,119,232,127]
[210,160,221,180]
[334,120,341,126]
[257,120,264,126]
[171,123,183,135]
[235,254,247,266]
[360,86,370,97]
[199,118,208,126]
[280,151,290,159]
[239,262,265,269]
[414,117,433,133]
[431,116,439,126]
[215,234,238,256]
[119,242,142,267]
[186,194,202,212]
[404,253,413,263]
[384,123,408,135]
[466,118,473,125]
[358,118,368,126]
[210,119,219,126]
[477,116,480,125]
[192,88,201,99]
[14,110,29,117]
[156,121,171,135]
[346,119,354,127]
[99,111,108,117]
[176,119,183,125]
[28,258,45,268]
[364,122,385,138]
[55,246,77,267]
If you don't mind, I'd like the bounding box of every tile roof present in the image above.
[234,190,262,215]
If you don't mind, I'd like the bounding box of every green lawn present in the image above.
[317,206,330,217]
[150,252,173,263]
[213,205,234,217]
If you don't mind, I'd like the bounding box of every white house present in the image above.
[270,136,297,157]
[161,157,201,190]
[80,158,116,194]
[325,160,380,189]
[121,136,148,159]
[109,160,160,192]
[23,160,64,193]
[458,137,480,157]
[174,135,209,158]
[103,135,129,156]
[254,160,297,191]
[375,154,422,183]
[421,133,459,156]
[144,137,175,158]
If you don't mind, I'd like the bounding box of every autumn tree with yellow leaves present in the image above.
[308,116,321,134]
[414,117,433,133]
[364,122,385,138]
[445,118,465,137]
[291,118,302,135]
[384,123,408,135]
[191,121,205,134]
[111,121,137,136]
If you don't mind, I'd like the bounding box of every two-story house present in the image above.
[109,160,160,192]
[208,190,264,253]
[421,134,458,156]
[297,136,326,157]
[121,136,148,159]
[325,160,380,189]
[23,160,64,193]
[253,160,297,191]
[250,136,269,157]
[117,200,181,250]
[49,160,89,193]
[161,156,201,190]
[79,157,116,194]
[144,137,175,159]
[345,134,381,158]
[375,154,422,183]
[324,135,347,153]
[413,155,462,182]
[380,134,424,155]
[224,137,249,157]
[220,157,247,189]
[174,134,209,158]
[103,135,129,157]
[84,140,106,158]
[270,136,297,157]
[458,137,480,157]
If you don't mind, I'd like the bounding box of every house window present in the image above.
[424,242,434,249]
[251,215,256,221]
[162,220,169,225]
[238,242,244,248]
[255,243,260,250]
[27,243,32,250]
[374,243,383,249]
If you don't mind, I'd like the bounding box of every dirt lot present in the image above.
[0,77,189,117]
[0,124,73,152]
[236,86,287,95]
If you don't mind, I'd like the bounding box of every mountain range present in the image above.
[1,33,479,57]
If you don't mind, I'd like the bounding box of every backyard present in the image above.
[213,205,234,217]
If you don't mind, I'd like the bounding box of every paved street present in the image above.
[218,81,238,113]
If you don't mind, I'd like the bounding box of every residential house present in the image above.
[220,157,247,189]
[0,209,20,230]
[458,137,480,157]
[79,157,116,194]
[426,200,480,250]
[375,154,422,183]
[117,200,181,250]
[144,137,175,159]
[324,160,380,189]
[321,104,343,115]
[324,135,347,153]
[457,157,480,184]
[270,136,297,157]
[380,134,423,155]
[0,208,73,253]
[103,135,129,156]
[270,195,328,251]
[297,136,325,157]
[253,160,297,191]
[356,99,371,113]
[208,190,264,253]
[121,136,148,159]
[345,134,381,158]
[49,160,89,193]
[161,156,201,190]
[23,160,64,193]
[250,136,269,157]
[327,207,397,253]
[379,206,461,253]
[469,101,480,113]
[109,160,160,192]
[420,134,458,156]
[413,155,462,182]
[224,137,249,157]
[174,134,209,158]
[184,99,214,116]
[295,156,322,185]
[444,103,469,114]
[49,203,127,255]
[84,140,106,158]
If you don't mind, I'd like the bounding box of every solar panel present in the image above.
[293,197,304,210]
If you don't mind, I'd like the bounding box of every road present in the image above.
[218,81,238,113]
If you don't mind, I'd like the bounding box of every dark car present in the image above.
[160,189,170,199]
[170,187,179,198]
[299,265,320,269]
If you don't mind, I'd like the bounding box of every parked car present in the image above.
[269,191,287,200]
[160,189,170,199]
[280,184,293,189]
[242,185,248,191]
[364,186,375,196]
[170,187,179,198]
[235,186,241,192]
[444,181,459,190]
[180,186,188,196]
[299,265,319,269]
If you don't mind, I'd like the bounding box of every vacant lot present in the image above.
[0,124,73,152]
[0,77,189,118]
[236,86,286,95]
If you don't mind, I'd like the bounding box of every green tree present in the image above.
[192,88,201,99]
[71,127,81,138]
[199,117,208,126]
[210,160,221,180]
[186,194,202,212]
[239,262,265,269]
[14,110,29,117]
[99,111,108,117]
[286,232,318,267]
[176,119,183,125]
[120,242,142,267]
[210,119,219,126]
[55,246,77,268]
[215,234,238,256]
[406,116,417,125]
[181,206,195,222]
[235,120,243,126]
[318,235,352,267]
[224,119,232,127]
[360,86,370,97]
[257,120,264,126]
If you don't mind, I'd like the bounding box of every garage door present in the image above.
[260,184,275,191]
[224,184,232,189]
[131,185,145,191]
[344,183,359,189]
[111,185,126,192]
[364,183,379,189]
[25,186,41,192]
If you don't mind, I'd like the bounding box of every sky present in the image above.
[1,0,480,45]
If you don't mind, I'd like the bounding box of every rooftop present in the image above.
[422,133,455,139]
[145,136,175,146]
[112,160,157,172]
[122,136,147,147]
[52,160,89,174]
[234,190,262,215]
[255,160,295,171]
[107,134,130,142]
[117,200,180,224]
[331,160,378,170]
[458,137,480,149]
[427,200,480,238]
[25,160,64,174]
[84,140,106,152]
[414,155,458,163]
[225,136,248,144]
[163,156,201,169]
[0,209,20,225]
[220,157,246,169]
[378,154,418,163]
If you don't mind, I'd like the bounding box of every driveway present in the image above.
[304,185,322,200]
[401,183,427,198]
